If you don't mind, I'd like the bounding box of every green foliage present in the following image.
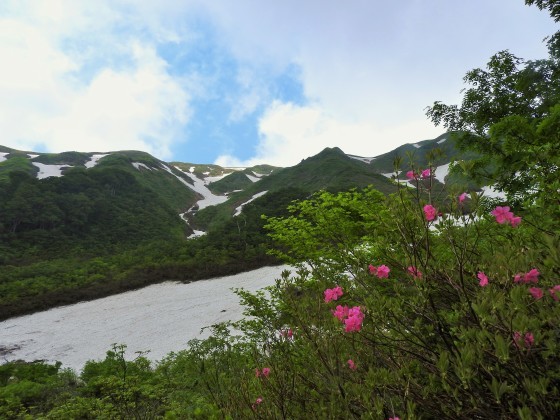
[426,40,560,208]
[172,181,560,418]
[207,170,253,194]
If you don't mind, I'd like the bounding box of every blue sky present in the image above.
[0,1,557,167]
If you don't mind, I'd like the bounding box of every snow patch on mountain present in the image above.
[132,162,153,171]
[434,163,451,184]
[437,137,447,144]
[348,154,375,164]
[85,154,109,168]
[33,163,72,179]
[28,154,39,159]
[0,152,7,162]
[234,191,268,216]
[246,173,260,182]
[412,143,421,148]
[480,185,507,199]
[173,167,228,210]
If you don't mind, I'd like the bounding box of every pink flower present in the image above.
[252,397,263,410]
[407,266,422,279]
[549,285,560,301]
[423,204,437,221]
[421,168,431,178]
[368,264,377,275]
[347,359,357,370]
[510,216,522,227]
[376,264,390,278]
[477,271,489,287]
[344,306,364,333]
[406,170,415,180]
[513,331,535,349]
[514,269,540,284]
[280,328,293,338]
[524,269,540,283]
[458,192,467,203]
[491,206,513,224]
[332,305,349,321]
[490,206,522,226]
[256,367,271,378]
[529,287,544,300]
[324,286,343,302]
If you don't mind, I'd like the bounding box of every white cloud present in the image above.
[39,44,190,158]
[215,101,442,168]
[0,1,191,158]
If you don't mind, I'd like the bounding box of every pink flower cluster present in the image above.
[423,204,438,221]
[513,331,534,349]
[491,206,521,227]
[255,367,271,378]
[550,285,560,301]
[324,286,343,303]
[407,266,422,279]
[514,268,540,284]
[332,305,364,332]
[369,264,390,278]
[347,359,357,370]
[458,192,468,203]
[406,168,431,180]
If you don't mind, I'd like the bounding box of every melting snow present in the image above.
[27,154,39,159]
[348,155,375,164]
[189,166,195,172]
[0,152,7,163]
[0,265,289,371]
[246,174,260,182]
[234,191,268,216]
[433,163,451,184]
[412,143,421,148]
[85,154,109,168]
[132,162,153,171]
[480,185,507,200]
[33,163,72,179]
[178,170,228,210]
[437,138,447,144]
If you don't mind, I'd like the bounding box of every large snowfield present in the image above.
[0,265,289,372]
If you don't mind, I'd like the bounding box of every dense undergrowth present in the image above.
[2,169,559,418]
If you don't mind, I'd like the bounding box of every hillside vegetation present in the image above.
[1,3,559,417]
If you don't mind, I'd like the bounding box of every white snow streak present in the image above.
[0,152,7,163]
[132,162,153,171]
[437,138,447,144]
[179,171,228,210]
[480,185,507,200]
[33,162,72,179]
[348,154,375,163]
[234,191,268,216]
[412,143,421,148]
[85,154,109,168]
[245,173,260,182]
[433,163,451,184]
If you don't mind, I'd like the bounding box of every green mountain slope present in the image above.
[1,133,486,319]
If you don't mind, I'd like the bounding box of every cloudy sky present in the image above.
[0,1,556,167]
